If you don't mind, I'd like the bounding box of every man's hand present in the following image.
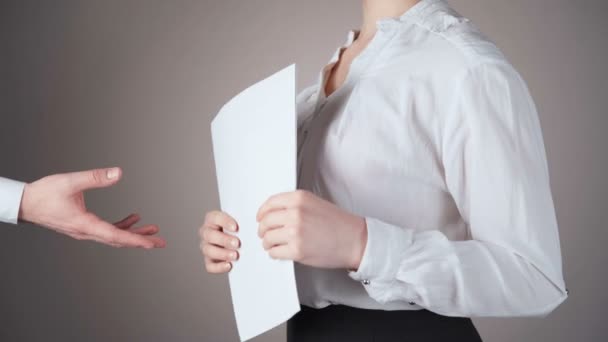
[18,167,166,249]
[256,190,367,270]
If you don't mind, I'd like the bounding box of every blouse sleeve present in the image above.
[349,62,568,317]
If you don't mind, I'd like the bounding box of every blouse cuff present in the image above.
[348,217,416,303]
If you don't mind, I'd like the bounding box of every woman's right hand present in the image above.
[199,210,241,274]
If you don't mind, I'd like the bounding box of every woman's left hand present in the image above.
[256,190,367,270]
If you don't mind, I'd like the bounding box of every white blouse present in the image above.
[295,0,567,317]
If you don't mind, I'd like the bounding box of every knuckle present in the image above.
[268,250,278,260]
[206,210,222,224]
[292,208,304,223]
[205,211,217,223]
[223,235,234,247]
[91,170,103,185]
[289,227,300,242]
[202,228,212,242]
[295,190,308,202]
[292,238,304,258]
[224,249,234,260]
[287,226,298,239]
[105,233,118,245]
[54,176,71,189]
[220,213,233,226]
[292,244,303,260]
[213,248,224,259]
[293,192,304,205]
[267,193,278,204]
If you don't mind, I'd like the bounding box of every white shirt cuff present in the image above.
[0,177,26,225]
[348,217,418,303]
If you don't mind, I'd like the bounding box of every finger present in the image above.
[90,219,156,249]
[68,167,122,191]
[258,209,291,238]
[204,211,238,232]
[267,245,293,260]
[202,244,239,262]
[66,232,87,241]
[203,229,240,250]
[130,224,159,236]
[87,225,165,248]
[141,235,166,248]
[114,213,141,229]
[205,260,232,274]
[93,237,123,248]
[257,190,308,222]
[262,227,292,250]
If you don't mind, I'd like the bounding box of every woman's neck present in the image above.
[359,0,421,41]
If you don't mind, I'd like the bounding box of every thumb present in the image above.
[68,167,122,191]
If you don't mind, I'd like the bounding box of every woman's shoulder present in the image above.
[417,6,508,69]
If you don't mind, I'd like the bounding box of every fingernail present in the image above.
[230,224,238,232]
[225,263,232,270]
[231,239,239,248]
[231,252,237,260]
[106,168,120,180]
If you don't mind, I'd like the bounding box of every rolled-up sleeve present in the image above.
[350,62,568,317]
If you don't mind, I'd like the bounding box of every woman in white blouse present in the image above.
[198,0,568,340]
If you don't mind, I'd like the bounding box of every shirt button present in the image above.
[408,301,416,306]
[362,279,371,285]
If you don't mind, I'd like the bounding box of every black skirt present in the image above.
[287,305,482,342]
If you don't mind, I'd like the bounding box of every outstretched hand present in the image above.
[18,167,166,249]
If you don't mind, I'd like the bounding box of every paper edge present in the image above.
[211,64,296,131]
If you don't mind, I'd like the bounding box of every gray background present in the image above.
[0,0,606,341]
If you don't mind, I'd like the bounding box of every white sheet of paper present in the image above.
[211,64,300,341]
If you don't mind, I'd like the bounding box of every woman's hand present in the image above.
[256,190,367,270]
[199,211,241,274]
